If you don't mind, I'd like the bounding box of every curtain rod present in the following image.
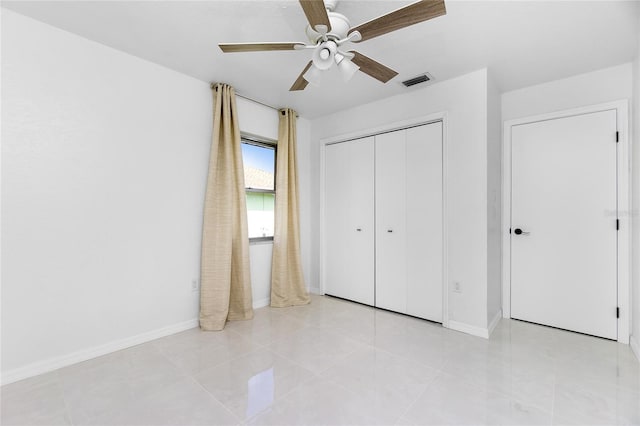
[211,83,299,117]
[236,93,277,111]
[235,92,299,118]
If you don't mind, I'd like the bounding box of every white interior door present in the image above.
[375,130,408,313]
[324,137,375,305]
[511,110,617,340]
[406,123,443,322]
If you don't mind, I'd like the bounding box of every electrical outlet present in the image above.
[453,281,462,293]
[191,279,199,292]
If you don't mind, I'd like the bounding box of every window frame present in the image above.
[241,136,277,243]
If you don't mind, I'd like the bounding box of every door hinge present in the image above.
[509,228,511,234]
[615,131,619,142]
[616,219,619,230]
[617,307,620,318]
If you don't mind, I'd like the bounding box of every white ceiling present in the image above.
[2,1,639,118]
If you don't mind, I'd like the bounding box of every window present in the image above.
[241,139,276,241]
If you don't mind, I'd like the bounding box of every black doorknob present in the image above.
[514,228,530,235]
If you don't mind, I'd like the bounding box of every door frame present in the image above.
[319,112,449,328]
[502,100,630,344]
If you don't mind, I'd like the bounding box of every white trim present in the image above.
[0,318,198,386]
[502,100,631,344]
[617,100,631,345]
[252,297,270,309]
[448,320,490,339]
[630,336,640,363]
[320,114,446,145]
[441,115,450,329]
[308,287,323,295]
[319,134,327,298]
[319,112,449,328]
[488,309,502,337]
[502,116,511,320]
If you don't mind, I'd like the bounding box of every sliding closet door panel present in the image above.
[324,138,375,305]
[406,123,443,322]
[326,123,443,319]
[325,142,349,300]
[375,130,407,313]
[347,138,375,306]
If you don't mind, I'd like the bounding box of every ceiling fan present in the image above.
[219,0,446,91]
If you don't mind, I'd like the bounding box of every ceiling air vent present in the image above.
[402,73,434,87]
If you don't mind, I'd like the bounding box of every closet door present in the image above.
[375,123,443,322]
[346,138,375,306]
[375,130,408,313]
[406,123,443,322]
[325,142,349,301]
[324,137,375,305]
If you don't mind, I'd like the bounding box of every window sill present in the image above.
[249,238,274,246]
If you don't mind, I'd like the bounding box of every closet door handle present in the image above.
[387,229,393,233]
[356,228,362,232]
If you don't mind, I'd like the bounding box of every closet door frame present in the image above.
[320,111,449,328]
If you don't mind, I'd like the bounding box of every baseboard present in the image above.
[631,335,640,363]
[253,297,270,309]
[488,309,502,337]
[448,320,490,339]
[1,318,198,386]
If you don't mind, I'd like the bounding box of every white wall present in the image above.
[502,62,635,347]
[296,117,314,292]
[502,63,633,122]
[1,10,209,381]
[487,72,502,328]
[1,10,314,383]
[308,119,322,295]
[312,69,491,332]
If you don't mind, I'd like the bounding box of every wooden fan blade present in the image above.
[349,0,446,42]
[299,0,331,33]
[290,62,313,91]
[219,42,305,53]
[350,51,398,83]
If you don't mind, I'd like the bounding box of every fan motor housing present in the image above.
[324,0,339,11]
[306,11,351,43]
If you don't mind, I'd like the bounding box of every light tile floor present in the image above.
[2,295,639,425]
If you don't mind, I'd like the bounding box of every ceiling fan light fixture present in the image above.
[312,40,337,70]
[220,0,447,92]
[338,57,360,82]
[303,64,324,86]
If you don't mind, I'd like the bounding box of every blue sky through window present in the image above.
[241,143,274,174]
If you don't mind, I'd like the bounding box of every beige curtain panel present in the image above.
[271,108,311,307]
[200,83,253,331]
